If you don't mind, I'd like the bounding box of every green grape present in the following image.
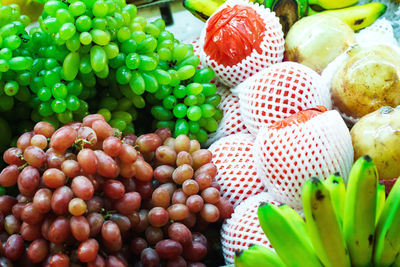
[93,0,109,17]
[100,96,118,111]
[193,68,215,83]
[132,94,145,109]
[152,18,165,31]
[57,110,73,124]
[31,77,44,93]
[113,12,124,28]
[109,52,125,69]
[90,29,110,45]
[90,45,107,72]
[37,87,52,101]
[138,55,157,71]
[59,23,76,40]
[119,84,134,100]
[0,24,17,37]
[196,93,205,105]
[98,108,111,121]
[204,117,218,132]
[121,39,137,54]
[128,107,138,120]
[174,118,189,136]
[4,81,19,96]
[177,55,200,69]
[125,53,140,69]
[0,48,12,60]
[103,42,119,59]
[16,71,32,86]
[160,95,175,109]
[124,122,135,134]
[92,17,107,30]
[154,85,171,100]
[188,121,200,134]
[76,99,88,114]
[8,56,32,71]
[151,105,173,121]
[186,83,203,96]
[56,9,74,24]
[76,15,92,32]
[201,82,217,96]
[117,26,131,42]
[42,115,60,129]
[142,72,159,93]
[106,15,117,29]
[52,83,68,99]
[172,43,188,62]
[156,120,174,130]
[177,65,196,80]
[55,46,69,63]
[116,66,132,84]
[195,129,208,143]
[144,23,160,37]
[63,52,80,81]
[133,16,147,27]
[152,68,171,85]
[131,30,146,44]
[158,30,174,42]
[0,95,14,111]
[52,99,67,113]
[129,71,145,95]
[197,117,207,128]
[158,47,172,62]
[145,92,158,105]
[186,106,201,121]
[200,103,215,118]
[137,36,157,54]
[109,118,126,131]
[66,34,80,51]
[112,111,132,123]
[69,1,87,16]
[116,98,132,111]
[31,109,42,122]
[44,58,58,70]
[44,70,60,88]
[168,69,180,87]
[0,59,9,72]
[95,63,109,78]
[172,103,187,119]
[38,101,53,117]
[105,0,116,13]
[79,72,96,87]
[20,15,31,27]
[123,4,137,19]
[205,94,221,107]
[45,45,57,58]
[66,95,80,111]
[129,22,142,32]
[157,39,174,50]
[213,108,223,121]
[66,80,82,96]
[44,0,68,16]
[184,95,197,106]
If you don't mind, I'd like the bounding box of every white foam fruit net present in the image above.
[322,18,400,125]
[205,88,249,146]
[221,192,279,265]
[185,37,203,69]
[208,133,264,207]
[254,110,354,209]
[238,61,332,136]
[199,0,284,88]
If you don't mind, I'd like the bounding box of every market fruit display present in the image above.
[351,106,400,181]
[331,44,400,120]
[235,156,400,267]
[0,115,233,265]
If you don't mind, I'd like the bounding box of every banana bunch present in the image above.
[183,0,386,36]
[235,155,400,267]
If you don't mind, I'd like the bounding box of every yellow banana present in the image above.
[308,0,357,10]
[376,182,386,227]
[303,177,351,267]
[323,173,346,228]
[258,202,323,267]
[234,244,285,267]
[343,155,378,266]
[373,178,400,266]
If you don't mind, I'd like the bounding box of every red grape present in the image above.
[105,255,126,267]
[156,239,183,259]
[48,253,70,267]
[194,163,217,179]
[34,121,55,138]
[33,188,52,214]
[182,241,207,262]
[0,196,17,215]
[21,202,42,225]
[71,176,94,200]
[86,196,103,213]
[152,187,170,209]
[3,147,24,166]
[189,140,201,154]
[87,212,103,237]
[201,187,220,204]
[20,222,41,241]
[50,126,77,152]
[167,256,187,267]
[133,159,153,182]
[51,186,73,215]
[154,128,171,142]
[101,221,120,242]
[172,189,188,205]
[136,133,162,153]
[155,146,176,165]
[194,174,212,191]
[148,207,169,227]
[103,180,125,199]
[94,150,117,178]
[130,237,148,255]
[43,168,66,188]
[186,195,204,213]
[27,239,49,263]
[87,254,106,267]
[119,144,137,163]
[168,222,192,246]
[114,192,141,215]
[200,204,220,223]
[82,114,105,127]
[77,126,98,148]
[77,149,98,175]
[176,151,193,166]
[103,136,122,157]
[0,165,19,187]
[48,216,70,244]
[215,197,234,219]
[4,234,24,261]
[61,159,81,178]
[17,132,33,152]
[172,164,194,184]
[68,198,87,216]
[175,135,190,153]
[92,120,113,141]
[4,214,20,235]
[154,165,174,183]
[77,238,98,262]
[167,204,189,221]
[141,248,160,267]
[46,148,66,169]
[31,134,48,149]
[191,149,212,170]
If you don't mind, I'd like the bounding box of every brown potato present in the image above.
[332,45,400,119]
[350,106,400,180]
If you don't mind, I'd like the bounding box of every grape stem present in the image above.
[18,162,29,171]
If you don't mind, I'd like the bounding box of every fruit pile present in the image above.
[236,156,400,267]
[0,114,233,265]
[0,0,223,163]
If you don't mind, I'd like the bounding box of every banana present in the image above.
[308,0,357,10]
[303,177,351,267]
[343,155,378,266]
[323,173,346,228]
[393,253,400,267]
[311,3,387,31]
[258,202,323,267]
[234,244,286,267]
[376,182,386,227]
[278,204,308,236]
[373,178,400,266]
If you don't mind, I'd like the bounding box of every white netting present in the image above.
[185,37,203,69]
[322,19,400,125]
[199,0,284,88]
[208,133,264,208]
[221,192,280,265]
[238,61,332,136]
[254,110,354,209]
[206,89,249,146]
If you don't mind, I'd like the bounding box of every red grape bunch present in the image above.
[0,114,233,266]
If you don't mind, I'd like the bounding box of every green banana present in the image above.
[278,204,308,236]
[373,178,400,266]
[258,202,323,267]
[315,2,387,31]
[376,182,386,227]
[234,244,286,267]
[323,173,346,228]
[393,253,400,267]
[343,155,378,266]
[308,0,357,9]
[303,177,351,267]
